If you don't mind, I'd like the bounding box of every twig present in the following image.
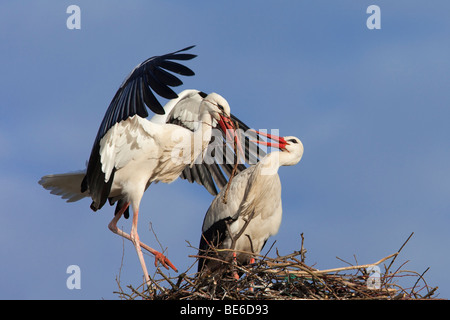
[222,121,240,204]
[127,285,149,300]
[157,268,178,291]
[300,233,306,262]
[385,232,414,276]
[410,267,430,298]
[262,240,277,261]
[265,252,397,277]
[422,286,438,299]
[228,209,256,251]
[114,232,438,300]
[148,222,166,254]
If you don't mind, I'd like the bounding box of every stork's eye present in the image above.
[288,139,298,144]
[217,104,224,112]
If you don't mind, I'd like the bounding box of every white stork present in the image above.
[197,131,304,274]
[38,46,259,285]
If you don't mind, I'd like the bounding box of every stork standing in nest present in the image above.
[197,131,304,274]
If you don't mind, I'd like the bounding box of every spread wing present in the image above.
[81,46,196,211]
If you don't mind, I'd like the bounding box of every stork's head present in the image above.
[202,93,243,155]
[279,136,304,165]
[203,92,231,123]
[253,131,304,166]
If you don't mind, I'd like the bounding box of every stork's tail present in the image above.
[38,170,89,202]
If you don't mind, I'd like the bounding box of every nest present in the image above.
[114,232,439,300]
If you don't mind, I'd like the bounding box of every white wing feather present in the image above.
[201,167,256,232]
[150,89,202,126]
[151,89,220,132]
[201,163,282,232]
[99,115,161,182]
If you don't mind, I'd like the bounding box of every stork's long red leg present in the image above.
[232,252,239,280]
[129,216,151,286]
[108,202,178,273]
[249,257,255,292]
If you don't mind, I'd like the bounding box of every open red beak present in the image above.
[251,130,287,150]
[217,115,244,158]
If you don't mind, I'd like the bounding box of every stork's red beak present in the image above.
[251,130,288,150]
[217,115,244,157]
[217,114,233,135]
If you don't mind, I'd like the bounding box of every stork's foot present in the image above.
[153,251,178,272]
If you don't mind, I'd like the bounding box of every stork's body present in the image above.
[38,47,255,286]
[198,134,304,273]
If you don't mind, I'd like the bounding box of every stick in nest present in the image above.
[222,120,240,204]
[116,231,439,300]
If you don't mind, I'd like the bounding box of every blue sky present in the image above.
[1,1,449,299]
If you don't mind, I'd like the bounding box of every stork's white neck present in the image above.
[190,107,214,162]
[258,151,283,176]
[258,149,302,176]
